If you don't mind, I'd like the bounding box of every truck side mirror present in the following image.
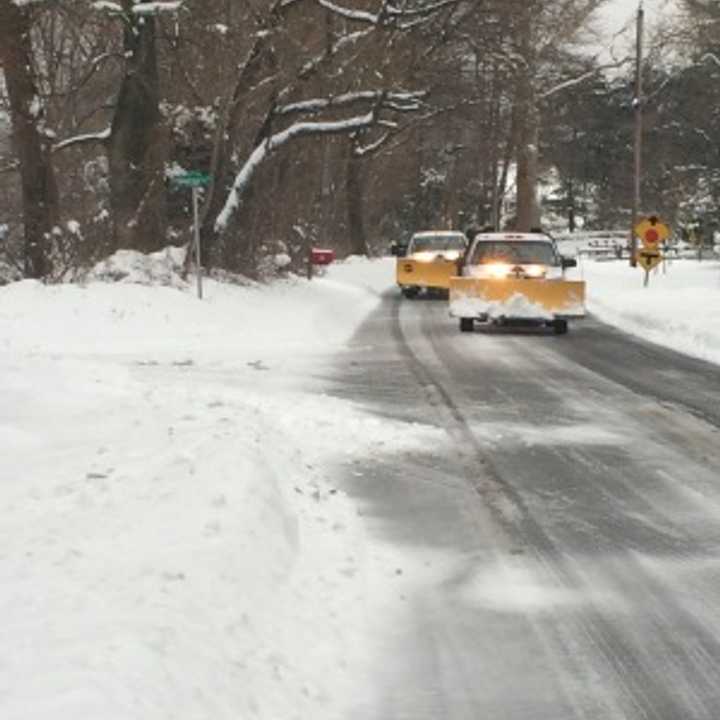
[561,256,577,269]
[391,243,408,257]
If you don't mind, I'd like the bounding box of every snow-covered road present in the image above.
[334,291,720,719]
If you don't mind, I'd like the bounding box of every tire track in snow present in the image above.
[392,296,720,720]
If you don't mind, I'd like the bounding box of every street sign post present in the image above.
[171,172,211,299]
[637,248,662,271]
[634,215,670,286]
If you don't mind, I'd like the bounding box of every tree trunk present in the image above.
[495,105,517,230]
[107,2,165,252]
[0,0,59,278]
[515,107,540,231]
[514,2,541,232]
[199,1,288,267]
[347,139,368,256]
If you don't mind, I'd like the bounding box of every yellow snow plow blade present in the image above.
[449,277,586,319]
[397,258,458,290]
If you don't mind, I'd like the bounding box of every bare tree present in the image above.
[0,0,59,278]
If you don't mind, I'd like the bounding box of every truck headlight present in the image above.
[486,263,512,279]
[411,251,435,262]
[523,264,547,278]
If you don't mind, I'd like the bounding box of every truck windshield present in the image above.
[470,241,558,266]
[410,234,466,252]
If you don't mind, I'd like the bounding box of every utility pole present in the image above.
[630,3,644,267]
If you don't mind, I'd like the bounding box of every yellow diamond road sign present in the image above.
[637,249,663,272]
[635,216,670,248]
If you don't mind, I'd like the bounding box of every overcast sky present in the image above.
[593,0,678,58]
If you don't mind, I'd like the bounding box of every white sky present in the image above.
[594,0,678,58]
[599,0,676,31]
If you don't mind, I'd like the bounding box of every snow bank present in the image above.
[578,257,720,365]
[1,256,436,720]
[87,246,187,287]
[0,260,21,286]
[0,255,390,360]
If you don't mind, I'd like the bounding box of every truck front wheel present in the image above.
[459,318,474,333]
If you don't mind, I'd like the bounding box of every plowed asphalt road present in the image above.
[331,291,720,720]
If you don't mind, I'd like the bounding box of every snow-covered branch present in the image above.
[352,131,391,157]
[215,112,375,232]
[91,1,183,19]
[276,91,382,116]
[700,52,720,68]
[131,1,183,15]
[315,0,382,25]
[386,0,459,17]
[53,127,111,152]
[315,0,459,27]
[540,57,632,100]
[293,29,374,88]
[276,90,426,116]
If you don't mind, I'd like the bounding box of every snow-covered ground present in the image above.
[2,249,719,720]
[0,255,445,720]
[576,256,720,366]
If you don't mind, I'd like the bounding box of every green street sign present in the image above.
[172,171,211,188]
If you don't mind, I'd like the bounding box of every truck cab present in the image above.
[394,230,467,298]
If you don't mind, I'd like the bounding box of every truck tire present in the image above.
[553,319,568,335]
[402,286,419,299]
[459,318,474,333]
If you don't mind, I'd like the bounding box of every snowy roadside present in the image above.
[3,247,719,719]
[0,256,441,720]
[575,256,720,366]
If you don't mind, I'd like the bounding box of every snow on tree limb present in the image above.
[700,52,720,68]
[53,127,112,152]
[276,92,383,116]
[315,0,459,27]
[276,90,425,116]
[91,1,124,13]
[539,58,632,100]
[293,29,374,88]
[91,0,182,17]
[131,1,183,15]
[385,0,460,17]
[215,112,375,232]
[315,0,382,25]
[351,131,390,157]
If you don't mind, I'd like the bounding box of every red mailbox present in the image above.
[310,248,336,265]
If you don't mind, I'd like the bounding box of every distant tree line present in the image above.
[0,0,717,281]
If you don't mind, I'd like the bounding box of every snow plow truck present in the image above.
[449,231,585,335]
[392,230,468,298]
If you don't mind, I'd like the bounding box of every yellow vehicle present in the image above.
[392,230,467,298]
[449,232,585,334]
